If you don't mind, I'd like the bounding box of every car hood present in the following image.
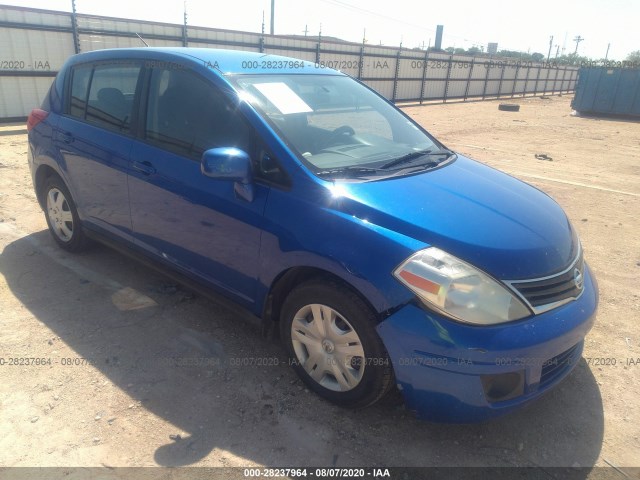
[331,155,579,280]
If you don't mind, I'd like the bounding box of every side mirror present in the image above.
[201,147,254,201]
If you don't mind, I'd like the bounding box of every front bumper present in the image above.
[377,263,598,423]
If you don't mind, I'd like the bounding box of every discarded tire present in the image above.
[498,103,520,112]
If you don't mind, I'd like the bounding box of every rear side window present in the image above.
[86,64,141,132]
[67,62,142,133]
[144,68,252,160]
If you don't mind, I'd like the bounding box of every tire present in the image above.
[280,279,393,408]
[498,103,520,112]
[42,175,89,252]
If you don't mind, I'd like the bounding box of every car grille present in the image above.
[540,343,580,387]
[506,248,584,313]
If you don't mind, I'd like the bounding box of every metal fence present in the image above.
[0,4,578,120]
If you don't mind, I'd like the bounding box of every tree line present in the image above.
[417,46,640,66]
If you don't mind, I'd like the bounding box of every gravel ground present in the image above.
[0,94,638,477]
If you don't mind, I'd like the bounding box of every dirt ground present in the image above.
[0,95,639,476]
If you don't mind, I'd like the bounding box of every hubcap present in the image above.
[46,188,74,242]
[290,304,365,392]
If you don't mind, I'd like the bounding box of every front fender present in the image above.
[257,183,425,315]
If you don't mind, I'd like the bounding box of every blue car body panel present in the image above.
[55,115,134,239]
[27,47,598,423]
[128,140,270,307]
[339,156,579,280]
[377,265,598,423]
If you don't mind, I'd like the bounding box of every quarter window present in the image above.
[69,65,92,119]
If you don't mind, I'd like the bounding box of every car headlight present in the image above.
[394,247,531,325]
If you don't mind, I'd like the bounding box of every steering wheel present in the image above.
[332,125,355,137]
[312,125,357,153]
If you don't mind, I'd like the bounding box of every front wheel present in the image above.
[280,280,393,408]
[42,175,88,252]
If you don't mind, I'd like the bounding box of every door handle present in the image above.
[60,131,74,144]
[132,160,157,176]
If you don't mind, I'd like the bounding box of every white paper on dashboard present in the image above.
[253,82,313,114]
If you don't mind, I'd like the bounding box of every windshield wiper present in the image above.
[315,165,388,179]
[315,150,454,179]
[380,149,454,170]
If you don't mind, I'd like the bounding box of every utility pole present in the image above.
[303,24,308,36]
[605,43,610,60]
[555,45,560,59]
[182,1,188,47]
[362,28,366,44]
[260,11,265,52]
[70,0,80,53]
[573,35,584,55]
[270,0,274,35]
[547,35,553,62]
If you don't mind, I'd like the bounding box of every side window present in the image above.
[69,65,92,119]
[144,68,253,160]
[85,64,141,133]
[67,62,141,133]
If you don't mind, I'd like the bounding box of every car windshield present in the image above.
[228,74,450,179]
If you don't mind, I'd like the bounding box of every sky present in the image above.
[3,0,639,60]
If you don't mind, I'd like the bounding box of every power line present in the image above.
[317,0,527,51]
[317,0,437,35]
[311,0,555,54]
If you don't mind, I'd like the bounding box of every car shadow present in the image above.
[0,230,604,472]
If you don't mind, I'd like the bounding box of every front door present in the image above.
[128,66,268,306]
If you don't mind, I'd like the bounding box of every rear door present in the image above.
[55,61,143,240]
[127,65,270,306]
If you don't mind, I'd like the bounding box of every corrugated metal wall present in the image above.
[0,4,578,120]
[571,67,640,117]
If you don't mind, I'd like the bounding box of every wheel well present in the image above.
[262,266,380,338]
[34,165,61,209]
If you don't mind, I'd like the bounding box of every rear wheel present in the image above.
[43,175,88,252]
[280,280,393,408]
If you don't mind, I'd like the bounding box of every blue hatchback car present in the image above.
[27,48,598,422]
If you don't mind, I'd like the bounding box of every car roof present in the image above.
[68,47,344,76]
